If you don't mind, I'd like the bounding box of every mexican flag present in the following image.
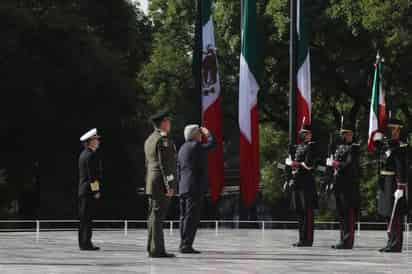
[239,0,260,208]
[296,0,311,132]
[199,0,224,202]
[368,54,386,152]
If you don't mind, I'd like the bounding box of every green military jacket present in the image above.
[144,129,177,198]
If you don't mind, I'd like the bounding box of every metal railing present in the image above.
[0,219,411,244]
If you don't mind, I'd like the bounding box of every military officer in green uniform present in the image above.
[145,110,177,258]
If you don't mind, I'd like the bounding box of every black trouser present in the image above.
[179,194,202,249]
[78,196,94,248]
[386,210,404,251]
[378,175,405,251]
[147,195,171,255]
[297,208,314,245]
[339,208,356,248]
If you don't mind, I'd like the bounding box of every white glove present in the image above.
[285,156,293,166]
[326,157,333,167]
[373,132,384,141]
[394,189,404,200]
[385,150,392,158]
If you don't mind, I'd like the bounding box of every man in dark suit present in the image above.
[178,125,215,254]
[78,128,102,251]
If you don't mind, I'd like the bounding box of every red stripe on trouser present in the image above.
[389,215,401,250]
[395,216,401,250]
[307,209,313,242]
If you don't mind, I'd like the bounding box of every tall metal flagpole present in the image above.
[195,0,203,125]
[289,0,297,146]
[241,0,243,26]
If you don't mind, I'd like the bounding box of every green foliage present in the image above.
[140,0,412,219]
[265,0,289,38]
[361,173,379,216]
[260,125,288,207]
[0,0,153,218]
[140,0,198,127]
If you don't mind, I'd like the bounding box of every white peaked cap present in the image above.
[184,124,200,141]
[80,128,100,142]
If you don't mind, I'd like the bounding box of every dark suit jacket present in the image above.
[178,134,215,197]
[78,148,102,197]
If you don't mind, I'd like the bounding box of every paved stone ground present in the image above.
[0,229,411,274]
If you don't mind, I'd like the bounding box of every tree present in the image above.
[0,0,153,218]
[141,0,412,219]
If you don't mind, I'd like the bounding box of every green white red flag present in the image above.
[239,0,260,207]
[368,54,386,152]
[296,0,311,133]
[200,0,224,202]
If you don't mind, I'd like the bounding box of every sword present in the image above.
[387,193,401,234]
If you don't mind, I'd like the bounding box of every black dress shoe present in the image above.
[332,244,352,250]
[379,246,389,252]
[293,242,312,247]
[149,252,175,258]
[331,241,343,249]
[380,247,401,253]
[180,247,201,254]
[80,246,100,251]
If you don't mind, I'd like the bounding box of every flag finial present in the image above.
[376,51,385,64]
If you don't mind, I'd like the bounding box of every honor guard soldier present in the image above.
[327,121,360,249]
[78,128,102,251]
[144,110,177,258]
[287,124,318,247]
[375,118,408,252]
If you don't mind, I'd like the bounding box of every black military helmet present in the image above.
[149,109,170,127]
[387,118,403,128]
[340,120,354,134]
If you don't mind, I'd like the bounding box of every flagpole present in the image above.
[195,0,203,124]
[376,52,381,127]
[241,0,243,26]
[376,53,383,207]
[289,0,297,145]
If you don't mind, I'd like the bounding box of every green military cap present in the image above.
[149,110,170,126]
[340,122,354,134]
[338,115,354,134]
